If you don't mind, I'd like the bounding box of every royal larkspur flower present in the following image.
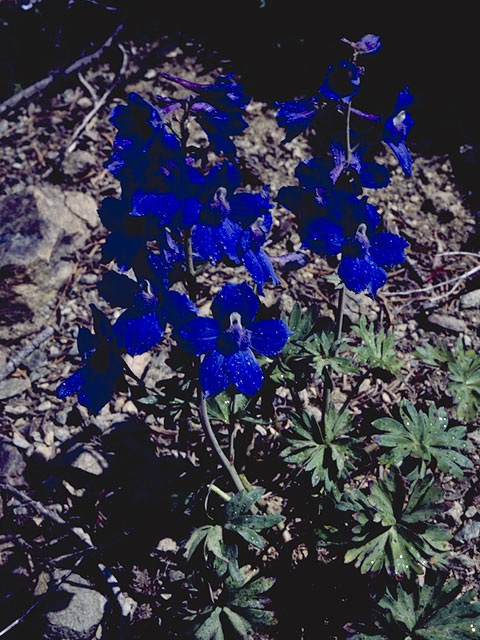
[175,282,290,396]
[338,225,409,296]
[277,163,408,297]
[341,34,382,55]
[98,272,197,356]
[320,60,361,103]
[236,211,281,294]
[383,86,414,176]
[160,73,250,157]
[275,60,361,143]
[56,306,126,413]
[106,93,182,190]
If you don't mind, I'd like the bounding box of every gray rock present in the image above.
[460,289,480,309]
[0,185,98,342]
[62,151,96,177]
[0,377,30,400]
[41,570,107,640]
[0,439,26,485]
[456,520,480,543]
[71,449,108,476]
[427,313,467,333]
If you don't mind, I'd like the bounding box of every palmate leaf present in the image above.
[348,574,480,640]
[373,401,473,478]
[280,408,362,500]
[192,567,277,639]
[351,315,402,377]
[447,341,480,422]
[338,471,451,579]
[271,302,321,386]
[206,391,250,424]
[184,489,282,577]
[303,330,359,377]
[415,339,480,423]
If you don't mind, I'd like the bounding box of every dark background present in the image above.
[0,1,478,194]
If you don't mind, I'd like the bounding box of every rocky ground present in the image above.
[0,34,479,640]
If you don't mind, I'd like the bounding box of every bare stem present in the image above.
[183,227,196,301]
[322,285,346,426]
[198,389,245,493]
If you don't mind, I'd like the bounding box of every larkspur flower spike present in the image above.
[176,283,291,397]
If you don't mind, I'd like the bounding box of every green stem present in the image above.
[183,227,196,301]
[198,388,245,494]
[338,367,371,417]
[209,483,232,502]
[345,101,353,162]
[335,284,346,342]
[322,285,346,426]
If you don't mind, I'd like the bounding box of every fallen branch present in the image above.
[0,483,136,625]
[384,264,480,298]
[0,326,54,382]
[0,23,123,117]
[65,42,128,154]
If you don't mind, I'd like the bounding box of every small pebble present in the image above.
[37,400,52,412]
[144,69,157,79]
[77,96,93,109]
[4,404,28,416]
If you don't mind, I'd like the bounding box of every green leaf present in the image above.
[373,401,473,478]
[351,315,402,376]
[194,607,224,640]
[281,408,362,499]
[184,525,210,562]
[225,488,265,519]
[351,575,480,639]
[337,471,451,578]
[447,340,480,422]
[222,607,253,637]
[415,339,480,423]
[414,341,452,366]
[303,331,359,377]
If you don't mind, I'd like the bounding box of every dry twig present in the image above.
[65,42,128,154]
[0,23,123,117]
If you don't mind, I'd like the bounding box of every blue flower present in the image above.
[237,212,280,294]
[338,227,409,297]
[56,306,126,413]
[98,272,197,356]
[383,87,414,176]
[275,95,320,143]
[319,60,361,103]
[190,101,248,158]
[106,93,182,188]
[341,34,382,55]
[175,283,290,396]
[160,72,250,113]
[160,73,250,158]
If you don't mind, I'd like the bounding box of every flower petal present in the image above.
[200,350,229,397]
[77,374,117,414]
[229,189,272,226]
[385,140,413,176]
[176,317,220,356]
[338,256,387,297]
[113,310,165,356]
[211,282,259,328]
[56,368,88,399]
[302,218,346,255]
[251,319,290,356]
[275,96,318,142]
[242,248,280,294]
[192,224,224,263]
[225,348,263,395]
[97,272,140,308]
[369,233,409,268]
